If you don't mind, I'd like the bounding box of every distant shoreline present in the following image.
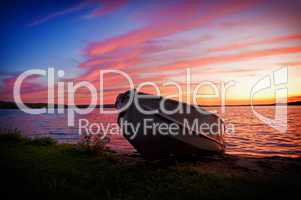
[200,101,301,107]
[0,100,300,109]
[0,101,115,109]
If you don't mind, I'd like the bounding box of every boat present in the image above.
[115,90,225,160]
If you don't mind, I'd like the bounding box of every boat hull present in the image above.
[116,90,225,160]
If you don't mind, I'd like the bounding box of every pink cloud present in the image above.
[156,45,301,71]
[88,0,127,17]
[208,33,301,53]
[85,0,259,56]
[28,1,90,27]
[28,0,128,27]
[0,75,47,102]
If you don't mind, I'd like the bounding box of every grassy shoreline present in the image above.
[0,133,300,199]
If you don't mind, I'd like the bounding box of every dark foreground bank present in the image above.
[0,133,300,200]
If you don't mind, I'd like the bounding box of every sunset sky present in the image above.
[0,0,301,105]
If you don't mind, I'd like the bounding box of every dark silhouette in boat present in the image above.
[115,90,225,160]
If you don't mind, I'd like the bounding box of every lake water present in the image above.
[0,106,300,158]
